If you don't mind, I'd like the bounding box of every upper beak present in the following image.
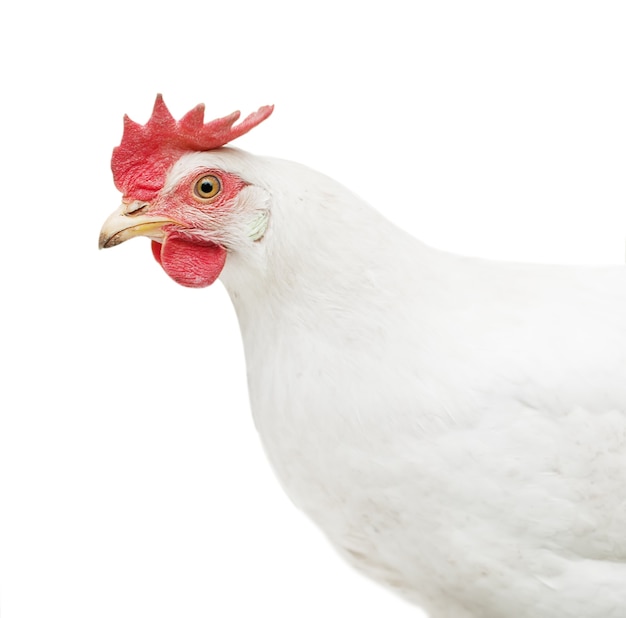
[99,203,175,249]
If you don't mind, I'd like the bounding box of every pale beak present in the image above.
[99,203,175,249]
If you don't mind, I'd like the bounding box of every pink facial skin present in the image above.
[147,168,247,288]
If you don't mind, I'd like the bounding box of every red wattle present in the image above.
[152,236,226,288]
[151,240,163,265]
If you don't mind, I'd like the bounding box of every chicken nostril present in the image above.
[126,201,149,215]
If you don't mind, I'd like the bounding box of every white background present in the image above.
[2,2,626,617]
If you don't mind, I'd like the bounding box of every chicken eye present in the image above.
[194,175,221,200]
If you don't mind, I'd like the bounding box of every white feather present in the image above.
[167,148,626,617]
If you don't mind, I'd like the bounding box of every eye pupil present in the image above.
[201,181,213,194]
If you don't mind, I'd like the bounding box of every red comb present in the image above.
[111,94,274,201]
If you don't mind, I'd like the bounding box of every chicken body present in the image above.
[101,114,626,617]
[217,151,626,618]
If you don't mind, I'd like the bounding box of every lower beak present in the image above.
[99,204,175,249]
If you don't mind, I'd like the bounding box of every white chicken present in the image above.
[99,96,626,618]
